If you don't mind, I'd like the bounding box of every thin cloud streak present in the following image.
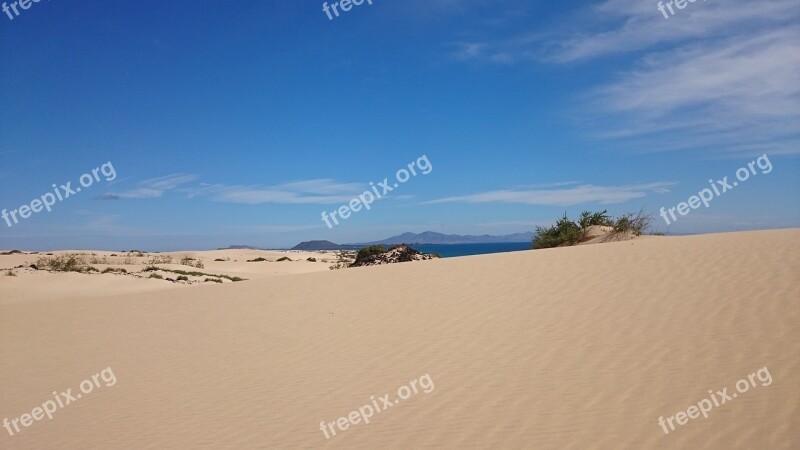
[448,0,800,155]
[425,182,675,206]
[187,179,366,205]
[99,174,199,200]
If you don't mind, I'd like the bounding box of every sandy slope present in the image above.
[1,229,798,449]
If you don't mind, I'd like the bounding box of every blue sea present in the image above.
[413,242,532,258]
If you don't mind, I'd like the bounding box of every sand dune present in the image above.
[0,249,348,296]
[1,229,798,448]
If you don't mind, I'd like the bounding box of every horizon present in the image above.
[0,227,746,253]
[2,0,799,251]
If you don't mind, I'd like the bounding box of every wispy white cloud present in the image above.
[425,182,675,206]
[553,0,798,62]
[96,174,370,205]
[98,174,199,200]
[589,26,800,155]
[187,179,365,205]
[453,0,799,63]
[449,0,800,155]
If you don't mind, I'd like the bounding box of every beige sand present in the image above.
[1,229,798,449]
[0,249,350,291]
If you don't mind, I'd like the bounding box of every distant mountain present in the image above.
[291,240,355,251]
[246,232,535,253]
[353,231,535,246]
[218,245,268,250]
[284,231,533,252]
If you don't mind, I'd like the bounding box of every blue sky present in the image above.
[1,0,798,250]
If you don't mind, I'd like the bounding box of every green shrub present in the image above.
[578,210,612,229]
[276,256,292,262]
[204,278,223,283]
[176,275,189,281]
[353,246,387,265]
[148,255,173,264]
[533,213,585,249]
[143,266,246,282]
[611,210,653,236]
[35,254,90,273]
[247,257,269,262]
[149,273,163,280]
[306,257,317,262]
[533,209,653,249]
[180,256,196,266]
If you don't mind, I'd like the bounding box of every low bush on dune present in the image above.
[353,245,388,266]
[533,213,585,249]
[578,210,613,229]
[350,244,437,267]
[148,255,173,264]
[276,256,292,262]
[610,210,653,236]
[142,266,245,282]
[533,209,653,249]
[179,256,204,268]
[247,257,269,262]
[35,254,98,273]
